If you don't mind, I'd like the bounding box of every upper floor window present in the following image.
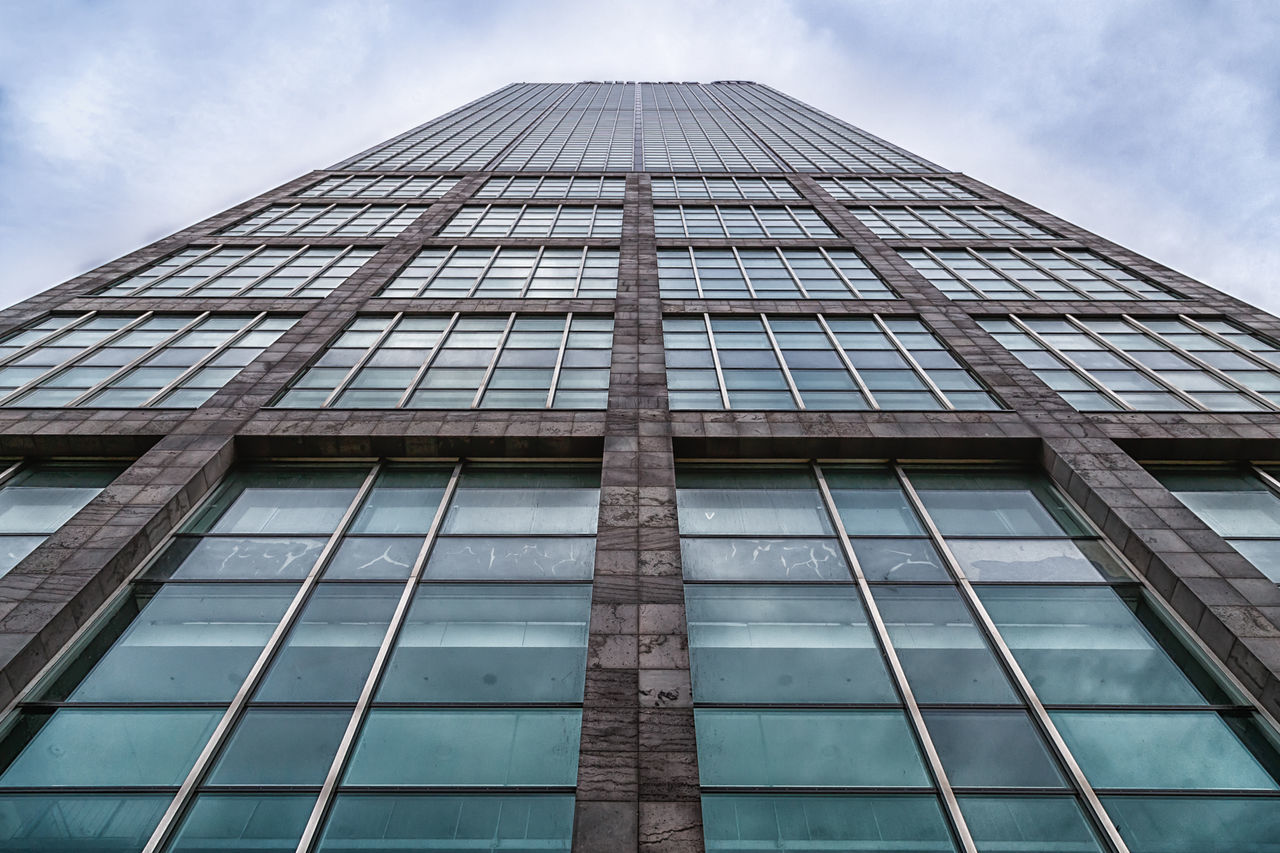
[440,205,622,238]
[654,205,836,239]
[218,204,427,239]
[850,206,1056,240]
[901,247,1179,301]
[300,175,460,199]
[0,461,122,577]
[817,176,978,201]
[657,247,893,299]
[98,246,378,299]
[475,176,626,199]
[651,177,800,201]
[380,246,617,298]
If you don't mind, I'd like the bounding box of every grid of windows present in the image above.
[475,176,626,199]
[663,314,997,410]
[901,247,1178,301]
[0,462,121,578]
[679,463,1280,853]
[0,312,297,408]
[654,205,836,239]
[380,247,618,298]
[440,205,623,238]
[650,177,800,200]
[1149,464,1280,584]
[850,206,1057,240]
[640,82,780,172]
[657,247,893,299]
[218,204,427,239]
[491,82,634,170]
[817,176,979,201]
[299,175,460,199]
[981,316,1280,412]
[708,82,934,172]
[276,313,612,409]
[98,246,379,299]
[341,83,572,171]
[0,462,596,851]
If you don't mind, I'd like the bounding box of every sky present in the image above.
[1,0,1278,311]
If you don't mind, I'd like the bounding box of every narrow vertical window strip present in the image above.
[395,313,460,408]
[322,314,405,408]
[703,313,731,410]
[759,316,806,410]
[545,313,574,409]
[873,316,954,411]
[470,313,518,408]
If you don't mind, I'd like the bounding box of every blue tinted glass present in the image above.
[702,794,955,852]
[1103,796,1280,853]
[1053,712,1279,791]
[316,794,574,852]
[165,795,313,852]
[695,710,929,787]
[0,794,169,852]
[0,709,220,787]
[686,585,895,703]
[959,797,1103,852]
[344,710,580,786]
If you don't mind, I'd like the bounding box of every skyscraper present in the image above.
[0,80,1277,852]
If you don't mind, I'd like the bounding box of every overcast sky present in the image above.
[1,0,1277,311]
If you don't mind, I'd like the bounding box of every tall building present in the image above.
[0,81,1277,853]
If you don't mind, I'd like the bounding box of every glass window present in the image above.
[924,710,1065,788]
[850,206,1055,240]
[317,794,574,852]
[381,246,618,298]
[1101,796,1280,853]
[0,794,170,851]
[657,247,894,299]
[441,205,621,238]
[219,204,426,238]
[303,175,459,199]
[101,246,379,299]
[0,463,120,578]
[702,794,956,852]
[165,795,314,853]
[207,709,350,786]
[818,176,977,201]
[694,710,930,787]
[654,205,835,239]
[958,797,1104,853]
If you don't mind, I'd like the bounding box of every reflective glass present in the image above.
[676,488,832,536]
[191,470,365,535]
[958,797,1103,853]
[145,536,325,580]
[0,794,169,852]
[255,585,400,702]
[701,794,955,852]
[872,586,1018,703]
[910,470,1085,537]
[349,469,450,534]
[316,794,574,852]
[680,537,850,581]
[377,586,590,702]
[207,710,350,785]
[849,538,948,581]
[694,710,930,787]
[444,489,598,535]
[1102,796,1280,853]
[344,710,580,786]
[0,709,220,787]
[323,536,423,579]
[165,795,313,852]
[923,710,1065,788]
[686,585,895,703]
[978,587,1222,705]
[949,539,1127,582]
[424,536,595,580]
[1052,711,1279,790]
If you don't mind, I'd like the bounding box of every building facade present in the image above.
[0,81,1277,852]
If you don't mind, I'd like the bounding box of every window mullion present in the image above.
[687,248,706,298]
[395,312,460,409]
[811,462,980,853]
[294,460,464,853]
[1006,247,1092,300]
[702,313,730,410]
[759,314,805,410]
[141,463,386,853]
[470,312,518,409]
[520,246,546,298]
[729,247,759,299]
[815,314,880,410]
[1009,316,1132,411]
[6,312,163,407]
[147,244,226,296]
[140,312,268,407]
[891,464,1134,853]
[229,246,308,298]
[1121,315,1277,409]
[0,311,101,369]
[873,315,955,411]
[1063,316,1204,410]
[570,247,588,298]
[776,248,812,298]
[963,248,1042,300]
[322,313,404,408]
[283,245,348,298]
[546,313,573,409]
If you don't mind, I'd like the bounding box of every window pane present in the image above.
[444,488,599,535]
[316,794,574,852]
[424,536,595,580]
[1102,796,1280,853]
[686,585,895,703]
[871,586,1018,704]
[1052,711,1279,790]
[849,538,949,581]
[344,710,580,787]
[677,489,832,536]
[207,710,350,786]
[924,710,1065,788]
[255,585,400,702]
[978,587,1223,705]
[323,536,424,580]
[377,586,590,702]
[349,468,450,534]
[0,794,170,852]
[166,795,313,852]
[60,585,296,702]
[702,794,955,852]
[145,537,326,581]
[189,470,366,535]
[0,709,220,787]
[695,710,930,787]
[680,537,850,581]
[0,487,101,533]
[958,797,1104,853]
[949,539,1127,582]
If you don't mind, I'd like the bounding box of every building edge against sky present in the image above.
[0,81,1276,851]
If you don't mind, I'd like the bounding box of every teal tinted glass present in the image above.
[702,794,955,852]
[909,470,1087,536]
[344,710,581,786]
[0,794,170,852]
[923,711,1065,788]
[948,538,1126,582]
[825,467,923,535]
[424,536,595,580]
[165,795,313,852]
[677,487,832,536]
[680,537,850,581]
[0,709,220,787]
[187,469,366,535]
[444,484,599,534]
[61,584,296,702]
[977,587,1224,705]
[323,536,424,579]
[871,585,1018,703]
[144,536,326,580]
[377,586,590,702]
[685,585,895,703]
[348,467,450,534]
[958,797,1104,853]
[316,794,575,852]
[255,585,400,702]
[695,710,930,787]
[1052,711,1280,791]
[207,710,350,786]
[1102,796,1280,853]
[849,537,949,581]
